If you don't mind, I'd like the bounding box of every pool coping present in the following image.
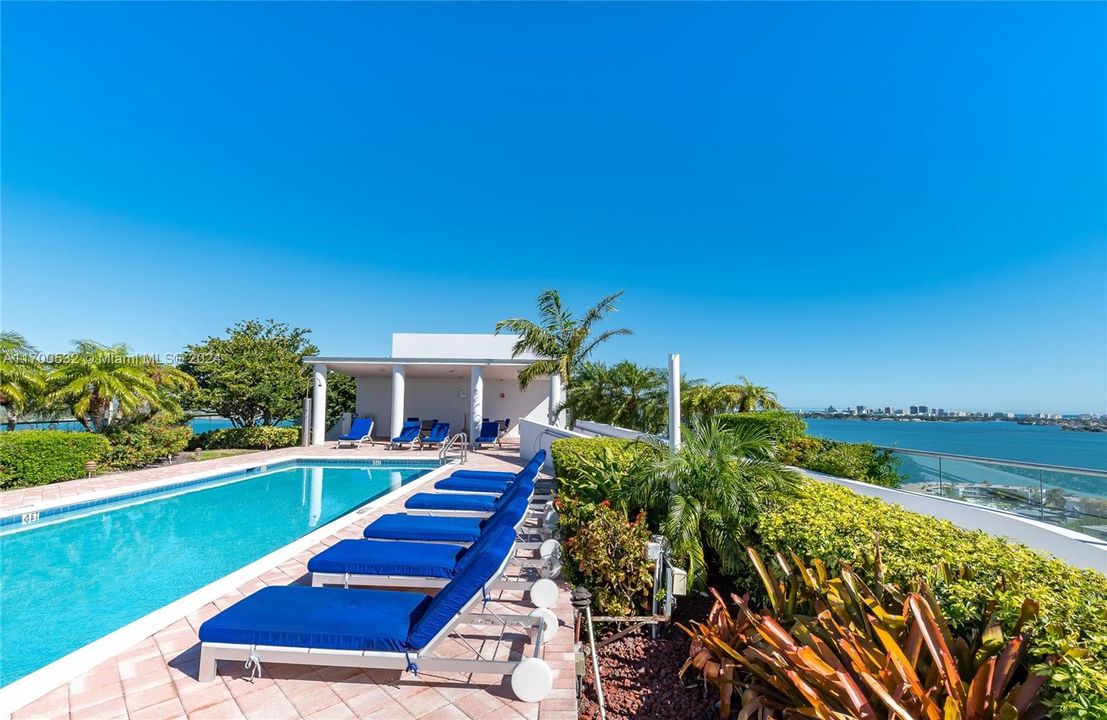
[0,456,457,717]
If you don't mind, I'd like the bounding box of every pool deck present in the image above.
[3,442,578,720]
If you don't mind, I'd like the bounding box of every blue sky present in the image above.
[2,2,1104,414]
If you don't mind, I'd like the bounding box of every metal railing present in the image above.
[439,433,468,464]
[881,446,1107,540]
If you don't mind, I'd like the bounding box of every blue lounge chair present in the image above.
[403,476,536,514]
[307,524,560,609]
[389,420,421,450]
[335,417,375,448]
[435,451,546,493]
[472,420,501,449]
[197,526,556,702]
[419,421,450,450]
[362,496,530,543]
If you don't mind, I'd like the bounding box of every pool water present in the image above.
[0,462,430,687]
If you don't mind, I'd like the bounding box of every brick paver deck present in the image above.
[3,443,577,720]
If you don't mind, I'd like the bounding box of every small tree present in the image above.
[180,320,318,427]
[326,371,357,429]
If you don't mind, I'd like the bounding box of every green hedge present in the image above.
[753,480,1107,702]
[191,425,301,450]
[781,436,903,488]
[103,422,193,471]
[550,436,659,501]
[717,410,807,445]
[0,430,111,489]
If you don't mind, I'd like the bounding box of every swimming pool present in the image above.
[0,460,436,688]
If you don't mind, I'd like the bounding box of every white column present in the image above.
[308,466,323,526]
[549,372,562,428]
[668,354,681,452]
[311,363,327,446]
[390,365,406,439]
[470,366,483,442]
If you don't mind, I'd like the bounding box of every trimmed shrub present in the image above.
[103,422,193,471]
[550,436,659,507]
[752,479,1107,708]
[190,425,301,450]
[717,410,807,446]
[0,430,110,489]
[781,436,903,488]
[561,501,655,616]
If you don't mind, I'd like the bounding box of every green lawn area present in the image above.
[178,449,259,463]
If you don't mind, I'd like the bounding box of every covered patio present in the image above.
[306,334,565,445]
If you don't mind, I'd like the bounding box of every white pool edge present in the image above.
[0,459,454,717]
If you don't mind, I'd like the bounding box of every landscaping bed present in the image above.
[580,592,719,720]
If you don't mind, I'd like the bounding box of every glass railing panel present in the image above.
[888,449,1107,541]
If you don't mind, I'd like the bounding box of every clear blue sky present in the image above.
[2,2,1104,414]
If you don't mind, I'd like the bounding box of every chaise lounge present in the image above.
[197,526,556,702]
[389,420,422,450]
[335,417,375,448]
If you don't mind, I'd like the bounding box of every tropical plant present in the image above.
[679,546,1048,720]
[733,375,781,412]
[562,502,655,617]
[753,479,1107,711]
[47,341,197,432]
[494,290,631,403]
[624,418,801,587]
[0,331,45,430]
[718,410,807,446]
[565,361,668,433]
[180,319,318,427]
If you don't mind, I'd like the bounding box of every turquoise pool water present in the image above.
[0,461,432,688]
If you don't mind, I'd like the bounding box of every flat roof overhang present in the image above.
[305,357,538,380]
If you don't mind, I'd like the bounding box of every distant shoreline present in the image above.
[799,414,1106,433]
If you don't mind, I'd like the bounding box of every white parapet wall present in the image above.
[799,468,1107,573]
[573,419,659,442]
[518,418,590,470]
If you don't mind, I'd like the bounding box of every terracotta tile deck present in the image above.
[4,443,577,720]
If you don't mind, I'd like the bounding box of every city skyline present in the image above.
[2,2,1104,414]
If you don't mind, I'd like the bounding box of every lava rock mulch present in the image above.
[579,593,720,720]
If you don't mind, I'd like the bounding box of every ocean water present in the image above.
[804,418,1107,471]
[0,462,428,687]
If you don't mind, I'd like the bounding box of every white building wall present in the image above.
[391,334,535,360]
[355,377,392,437]
[480,376,549,438]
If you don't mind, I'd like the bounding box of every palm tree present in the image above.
[495,289,632,393]
[566,361,668,433]
[0,331,44,430]
[624,418,801,587]
[47,341,197,431]
[735,376,781,412]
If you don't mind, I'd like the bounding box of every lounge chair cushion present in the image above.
[363,497,530,543]
[404,492,498,512]
[198,585,429,653]
[307,540,465,579]
[434,476,513,493]
[363,514,485,543]
[407,526,517,650]
[447,469,517,481]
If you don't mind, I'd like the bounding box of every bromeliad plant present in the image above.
[678,546,1048,719]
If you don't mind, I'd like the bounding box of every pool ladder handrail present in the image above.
[439,433,468,464]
